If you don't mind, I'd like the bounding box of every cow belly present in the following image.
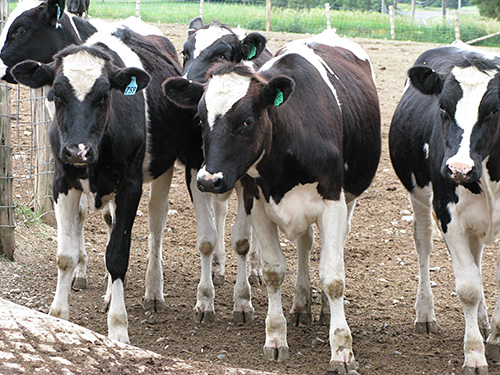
[449,181,500,244]
[262,183,326,240]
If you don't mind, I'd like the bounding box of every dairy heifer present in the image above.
[0,0,181,314]
[11,28,193,342]
[165,29,381,373]
[390,42,500,373]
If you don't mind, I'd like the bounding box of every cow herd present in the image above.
[1,0,500,374]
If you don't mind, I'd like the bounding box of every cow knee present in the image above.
[58,254,77,272]
[234,238,250,256]
[199,239,216,257]
[456,282,481,307]
[263,264,286,291]
[323,277,344,301]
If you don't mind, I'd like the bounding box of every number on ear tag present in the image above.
[124,76,138,96]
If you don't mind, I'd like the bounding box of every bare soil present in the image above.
[2,23,500,375]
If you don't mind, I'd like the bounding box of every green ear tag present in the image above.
[124,76,138,96]
[247,45,257,60]
[274,89,284,107]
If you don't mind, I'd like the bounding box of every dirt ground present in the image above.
[2,23,500,375]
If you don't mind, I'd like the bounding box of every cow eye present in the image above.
[13,26,26,39]
[237,117,254,134]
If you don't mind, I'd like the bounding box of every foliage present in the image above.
[473,0,500,20]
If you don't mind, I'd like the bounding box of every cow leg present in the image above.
[251,198,288,361]
[247,235,264,285]
[101,201,116,313]
[486,257,500,362]
[212,192,230,285]
[71,194,89,290]
[49,188,84,320]
[290,225,313,326]
[143,168,173,312]
[231,182,254,323]
[320,198,355,326]
[409,188,438,334]
[106,179,142,343]
[190,169,217,323]
[445,230,487,373]
[469,236,490,340]
[318,197,358,374]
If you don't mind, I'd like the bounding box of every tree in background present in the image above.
[473,0,500,19]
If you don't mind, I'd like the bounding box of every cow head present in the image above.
[11,45,149,166]
[409,55,500,184]
[181,17,267,83]
[0,0,86,83]
[164,62,294,194]
[67,0,88,17]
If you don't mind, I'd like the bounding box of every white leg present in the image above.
[486,257,500,361]
[247,234,264,285]
[190,169,217,322]
[108,278,129,343]
[469,236,490,339]
[251,198,288,361]
[231,182,254,323]
[409,187,438,334]
[212,191,230,285]
[71,194,89,290]
[445,229,487,372]
[49,188,84,320]
[318,195,358,373]
[290,226,313,326]
[143,168,173,312]
[102,201,116,313]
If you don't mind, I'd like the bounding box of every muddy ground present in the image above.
[1,23,500,375]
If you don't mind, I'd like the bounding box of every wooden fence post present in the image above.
[199,0,204,19]
[325,3,331,30]
[389,5,395,40]
[135,0,140,18]
[266,0,271,32]
[454,10,460,41]
[410,0,416,21]
[32,88,55,225]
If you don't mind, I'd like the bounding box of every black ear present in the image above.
[111,67,150,94]
[163,77,204,109]
[11,60,55,88]
[262,76,294,108]
[408,65,444,95]
[45,0,66,26]
[188,16,204,36]
[240,33,267,61]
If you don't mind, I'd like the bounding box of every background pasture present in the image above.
[1,22,500,374]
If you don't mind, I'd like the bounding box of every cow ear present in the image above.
[163,77,204,109]
[240,33,267,61]
[188,17,204,36]
[45,0,66,26]
[111,67,150,94]
[262,76,294,108]
[408,65,444,95]
[11,60,55,88]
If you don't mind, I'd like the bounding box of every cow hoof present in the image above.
[289,312,312,326]
[415,321,438,334]
[143,298,166,313]
[327,360,359,375]
[263,346,289,362]
[320,313,330,326]
[486,342,500,362]
[248,273,264,286]
[194,309,215,323]
[49,306,69,320]
[462,365,488,375]
[213,274,225,286]
[71,276,87,290]
[233,311,254,324]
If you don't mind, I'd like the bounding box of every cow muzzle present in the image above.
[443,161,476,184]
[197,169,229,194]
[61,143,93,165]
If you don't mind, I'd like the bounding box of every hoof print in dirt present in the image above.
[415,321,438,334]
[327,361,359,375]
[233,311,254,324]
[263,346,289,362]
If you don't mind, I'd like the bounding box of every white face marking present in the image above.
[197,165,224,182]
[63,51,105,101]
[205,72,251,130]
[193,26,233,59]
[90,16,163,37]
[446,66,496,168]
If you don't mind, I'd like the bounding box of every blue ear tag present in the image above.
[274,89,284,107]
[56,3,61,21]
[124,76,138,96]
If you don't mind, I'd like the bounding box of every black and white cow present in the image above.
[389,41,500,373]
[11,28,195,342]
[67,0,89,18]
[0,0,183,315]
[164,29,381,373]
